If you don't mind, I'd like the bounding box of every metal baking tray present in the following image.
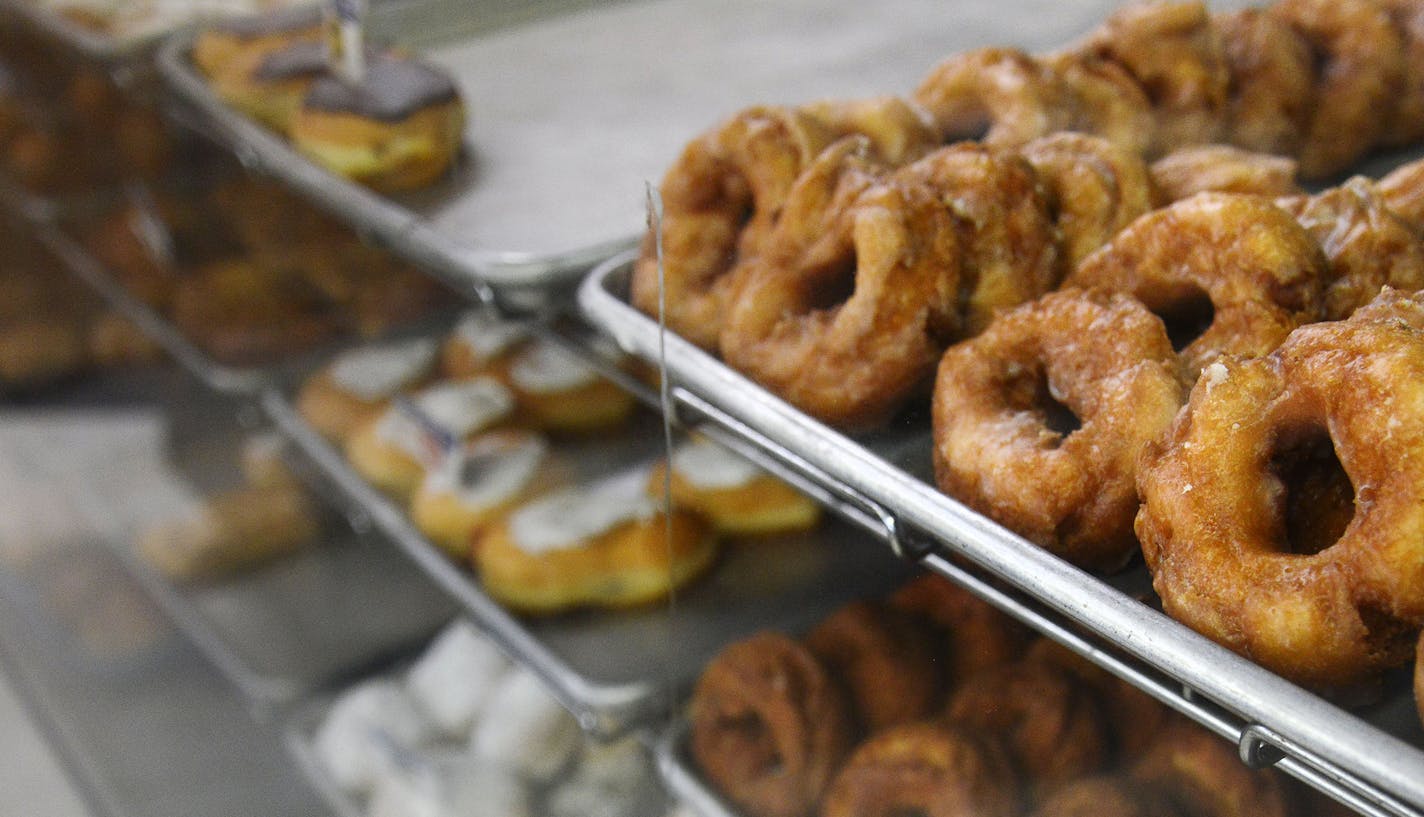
[262,370,917,739]
[581,252,1424,817]
[155,0,1147,307]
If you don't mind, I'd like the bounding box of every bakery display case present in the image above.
[4,0,1424,816]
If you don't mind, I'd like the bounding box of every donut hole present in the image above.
[803,252,859,313]
[716,712,784,775]
[1268,425,1356,555]
[888,806,931,817]
[1155,288,1215,352]
[1001,362,1082,443]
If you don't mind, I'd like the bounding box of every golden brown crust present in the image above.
[1375,0,1424,146]
[1215,8,1314,157]
[1023,639,1173,759]
[1130,721,1290,817]
[1028,775,1184,817]
[932,289,1184,571]
[289,100,465,192]
[690,633,854,817]
[1044,53,1157,157]
[1149,145,1300,203]
[887,574,1030,688]
[804,601,943,734]
[914,47,1075,148]
[647,460,821,537]
[818,722,1020,817]
[1379,156,1424,229]
[800,96,942,167]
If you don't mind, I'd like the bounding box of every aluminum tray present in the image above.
[262,377,916,739]
[581,252,1424,817]
[156,0,1154,306]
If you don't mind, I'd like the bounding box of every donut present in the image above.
[137,485,320,583]
[471,668,581,783]
[1018,133,1153,271]
[1214,8,1314,157]
[1148,145,1300,202]
[1073,0,1230,154]
[1023,638,1173,758]
[631,106,837,352]
[409,430,558,561]
[1068,192,1324,379]
[473,467,717,613]
[945,659,1112,798]
[1027,776,1182,817]
[1129,720,1290,817]
[932,289,1185,571]
[1042,53,1157,157]
[404,621,509,739]
[1378,156,1424,229]
[289,54,465,192]
[169,259,339,365]
[887,573,1030,688]
[1375,0,1424,146]
[192,8,322,80]
[1278,177,1424,320]
[913,47,1074,148]
[1268,0,1406,178]
[504,338,636,434]
[0,318,89,389]
[899,142,1059,335]
[647,437,820,536]
[440,309,530,381]
[799,96,941,166]
[719,139,962,430]
[1135,290,1424,688]
[296,338,439,443]
[211,39,331,132]
[313,680,435,797]
[818,722,1020,817]
[346,377,516,499]
[804,600,943,734]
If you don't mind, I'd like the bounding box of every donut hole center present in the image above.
[1268,425,1355,556]
[803,252,858,313]
[1002,362,1082,443]
[717,713,784,775]
[889,807,931,817]
[1157,288,1215,352]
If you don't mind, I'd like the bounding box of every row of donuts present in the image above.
[190,9,467,193]
[688,572,1339,817]
[294,310,821,614]
[915,0,1424,178]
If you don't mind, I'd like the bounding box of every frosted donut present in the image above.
[913,47,1074,148]
[505,338,636,434]
[192,8,321,80]
[296,338,438,443]
[410,430,559,560]
[440,309,530,381]
[1136,291,1424,687]
[346,377,515,499]
[470,668,580,783]
[313,680,435,797]
[473,467,717,613]
[932,289,1184,571]
[646,437,820,537]
[211,39,330,132]
[404,620,510,739]
[1018,133,1153,271]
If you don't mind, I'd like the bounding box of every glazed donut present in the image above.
[169,260,339,365]
[1018,133,1153,271]
[474,467,717,613]
[945,659,1112,798]
[887,573,1030,688]
[1129,721,1290,817]
[1023,638,1173,758]
[296,338,439,443]
[1068,193,1324,379]
[631,106,837,351]
[1214,8,1314,157]
[1378,156,1424,229]
[1136,290,1424,688]
[1278,177,1424,320]
[800,96,941,166]
[818,722,1020,817]
[913,48,1074,148]
[290,54,466,192]
[1148,145,1300,202]
[1028,776,1182,817]
[647,437,821,537]
[1073,0,1230,154]
[932,289,1184,571]
[689,632,854,817]
[440,309,530,381]
[804,600,943,733]
[1042,53,1157,157]
[719,139,961,430]
[901,142,1059,335]
[1375,0,1424,146]
[1268,0,1406,178]
[192,7,321,80]
[504,338,636,434]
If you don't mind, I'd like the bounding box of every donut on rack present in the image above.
[646,437,820,536]
[1136,289,1424,688]
[192,8,322,80]
[804,600,943,734]
[914,47,1076,148]
[211,39,333,132]
[296,338,439,442]
[1027,775,1181,817]
[1214,8,1314,158]
[1128,720,1291,817]
[932,288,1185,571]
[887,573,1031,688]
[1148,145,1300,202]
[503,337,636,435]
[439,309,530,382]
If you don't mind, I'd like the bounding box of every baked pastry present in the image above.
[313,679,435,797]
[289,53,465,192]
[470,668,580,783]
[297,338,439,443]
[440,309,530,381]
[212,39,333,132]
[346,377,516,499]
[136,484,320,582]
[409,430,558,561]
[404,620,510,739]
[192,7,322,80]
[169,259,339,365]
[887,573,1031,688]
[505,338,636,434]
[647,437,820,536]
[474,467,717,613]
[1129,720,1290,817]
[804,600,943,733]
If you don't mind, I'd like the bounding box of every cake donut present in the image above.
[646,437,820,536]
[440,309,530,382]
[346,377,516,498]
[473,467,717,613]
[410,430,559,560]
[804,600,943,734]
[212,39,334,132]
[887,573,1030,688]
[290,53,465,192]
[296,338,439,443]
[505,338,636,434]
[1136,289,1424,688]
[1129,721,1290,817]
[192,7,322,80]
[1028,776,1182,817]
[914,47,1075,148]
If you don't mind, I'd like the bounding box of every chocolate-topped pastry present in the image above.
[193,9,323,80]
[211,40,334,132]
[252,40,333,83]
[303,55,460,123]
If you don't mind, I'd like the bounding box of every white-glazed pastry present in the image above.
[470,668,580,783]
[648,437,821,536]
[297,338,438,443]
[313,680,434,797]
[506,338,635,434]
[404,621,510,740]
[440,310,530,381]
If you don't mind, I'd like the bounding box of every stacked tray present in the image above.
[580,252,1424,817]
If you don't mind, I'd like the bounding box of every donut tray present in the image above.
[579,252,1424,817]
[260,342,916,739]
[154,0,1149,309]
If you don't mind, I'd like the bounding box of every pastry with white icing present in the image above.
[648,437,821,536]
[469,668,580,783]
[312,680,434,797]
[297,338,438,443]
[506,338,635,435]
[404,620,511,739]
[409,430,560,561]
[474,466,717,613]
[346,377,515,498]
[439,309,530,382]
